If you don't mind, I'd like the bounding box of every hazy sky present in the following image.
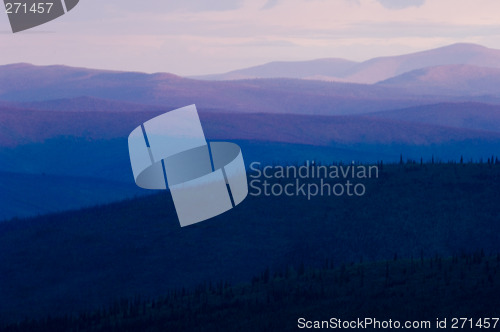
[1,0,500,76]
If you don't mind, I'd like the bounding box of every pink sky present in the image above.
[1,0,500,76]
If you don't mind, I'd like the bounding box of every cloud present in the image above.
[108,0,245,13]
[261,0,280,10]
[165,0,245,12]
[377,0,425,10]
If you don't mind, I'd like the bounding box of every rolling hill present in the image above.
[2,45,500,330]
[1,163,500,324]
[0,171,144,221]
[377,64,500,96]
[5,252,498,331]
[193,58,359,81]
[345,43,500,84]
[3,57,500,225]
[17,96,175,113]
[3,106,500,148]
[0,63,469,115]
[3,105,500,220]
[0,106,157,147]
[367,102,500,132]
[2,105,500,186]
[195,43,500,84]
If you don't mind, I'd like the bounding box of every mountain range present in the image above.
[3,42,500,326]
[4,104,500,148]
[377,64,500,96]
[3,43,500,220]
[0,63,446,115]
[3,44,500,118]
[195,43,500,84]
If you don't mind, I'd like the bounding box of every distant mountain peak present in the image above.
[191,43,500,84]
[438,42,489,50]
[377,64,500,96]
[1,63,36,69]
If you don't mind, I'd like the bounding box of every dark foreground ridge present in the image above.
[1,162,500,327]
[2,252,499,331]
